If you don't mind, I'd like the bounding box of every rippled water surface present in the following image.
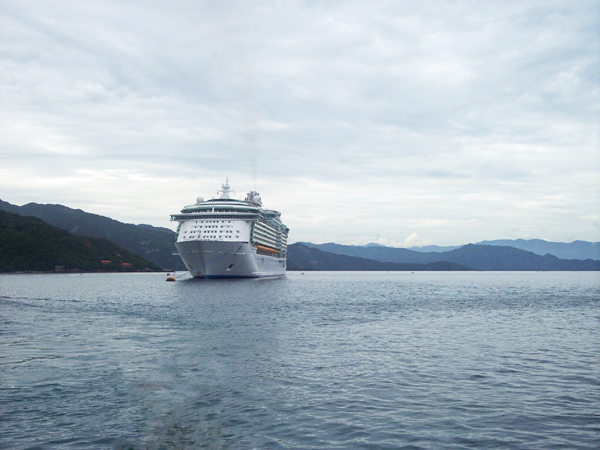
[1,271,599,449]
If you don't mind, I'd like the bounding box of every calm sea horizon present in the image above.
[1,271,599,449]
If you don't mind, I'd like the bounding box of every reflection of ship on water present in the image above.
[170,180,289,278]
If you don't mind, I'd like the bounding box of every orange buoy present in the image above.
[166,275,176,282]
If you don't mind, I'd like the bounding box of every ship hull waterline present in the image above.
[175,240,286,279]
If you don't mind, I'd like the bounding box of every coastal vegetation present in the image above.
[0,199,178,269]
[0,210,161,273]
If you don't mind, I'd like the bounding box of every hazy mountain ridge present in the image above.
[475,239,600,260]
[307,238,600,263]
[434,244,599,271]
[287,243,475,271]
[404,239,599,259]
[0,200,179,269]
[295,242,600,271]
[407,245,459,253]
[302,242,433,264]
[0,210,161,272]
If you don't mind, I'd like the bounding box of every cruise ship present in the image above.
[170,180,289,278]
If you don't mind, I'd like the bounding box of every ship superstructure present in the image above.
[170,180,289,278]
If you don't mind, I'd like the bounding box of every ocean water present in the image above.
[1,271,599,450]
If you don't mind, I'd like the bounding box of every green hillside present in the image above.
[0,210,161,273]
[0,200,179,269]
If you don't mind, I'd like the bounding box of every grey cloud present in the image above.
[1,0,598,245]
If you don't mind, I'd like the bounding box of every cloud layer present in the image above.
[1,0,599,245]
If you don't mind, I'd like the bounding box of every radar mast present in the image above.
[218,178,234,199]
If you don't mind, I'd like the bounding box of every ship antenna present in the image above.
[218,178,234,199]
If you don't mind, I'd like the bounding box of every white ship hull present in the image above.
[175,240,286,278]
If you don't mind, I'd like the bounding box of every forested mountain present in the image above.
[0,200,179,269]
[0,210,161,272]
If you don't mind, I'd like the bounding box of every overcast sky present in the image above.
[1,0,599,246]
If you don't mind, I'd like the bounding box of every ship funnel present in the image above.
[245,190,262,205]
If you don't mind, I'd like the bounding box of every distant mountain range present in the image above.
[0,210,161,272]
[291,243,600,271]
[304,240,600,266]
[287,243,475,271]
[406,239,600,260]
[1,199,598,272]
